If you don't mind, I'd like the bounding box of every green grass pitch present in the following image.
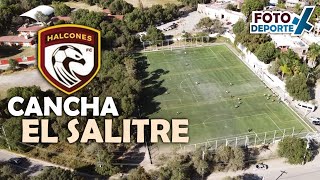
[139,45,312,145]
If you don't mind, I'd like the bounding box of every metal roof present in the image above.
[20,5,54,21]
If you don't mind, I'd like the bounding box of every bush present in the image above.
[53,2,71,16]
[8,59,18,70]
[278,136,312,164]
[285,74,311,101]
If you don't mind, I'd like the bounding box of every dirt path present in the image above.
[0,69,53,98]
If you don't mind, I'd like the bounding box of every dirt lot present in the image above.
[64,1,103,12]
[0,69,53,98]
[125,0,179,7]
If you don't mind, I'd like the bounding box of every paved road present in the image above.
[0,149,101,178]
[208,154,320,180]
[0,149,69,176]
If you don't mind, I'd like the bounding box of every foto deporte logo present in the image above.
[38,24,101,94]
[250,6,315,36]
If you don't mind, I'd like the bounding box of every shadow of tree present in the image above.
[135,54,169,117]
[0,45,23,58]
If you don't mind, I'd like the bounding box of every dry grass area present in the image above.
[0,69,52,99]
[64,1,103,12]
[125,0,180,7]
[0,47,35,59]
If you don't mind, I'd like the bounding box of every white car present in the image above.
[309,117,320,121]
[309,117,320,125]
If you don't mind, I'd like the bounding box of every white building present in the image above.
[269,0,279,5]
[270,34,309,60]
[20,5,54,22]
[312,22,320,36]
[285,0,308,8]
[197,4,246,24]
[301,32,320,45]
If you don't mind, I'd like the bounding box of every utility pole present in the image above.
[0,125,11,150]
[276,171,287,180]
[145,140,153,164]
[202,150,205,180]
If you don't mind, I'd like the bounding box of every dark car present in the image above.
[312,120,320,125]
[9,157,23,165]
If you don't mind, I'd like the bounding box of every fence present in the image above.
[142,36,216,51]
[0,55,36,65]
[181,127,311,152]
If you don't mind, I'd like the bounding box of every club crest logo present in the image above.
[38,24,101,94]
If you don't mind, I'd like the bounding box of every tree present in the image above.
[235,26,271,53]
[144,25,165,44]
[307,43,320,68]
[178,0,210,7]
[0,164,29,180]
[71,9,104,29]
[255,42,277,64]
[127,166,150,180]
[35,11,48,24]
[196,17,214,32]
[109,0,134,15]
[268,60,281,75]
[33,167,81,180]
[191,148,210,177]
[95,151,120,176]
[8,59,18,70]
[241,0,267,17]
[2,117,29,151]
[215,146,245,171]
[232,19,245,35]
[293,3,302,14]
[278,136,312,164]
[286,74,311,101]
[53,2,71,16]
[277,49,305,78]
[226,3,237,11]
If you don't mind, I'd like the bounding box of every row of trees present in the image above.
[67,3,178,50]
[196,17,224,34]
[178,0,210,7]
[128,146,246,179]
[124,3,180,32]
[125,136,314,179]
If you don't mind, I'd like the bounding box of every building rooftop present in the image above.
[270,34,308,49]
[20,5,54,21]
[301,32,320,44]
[103,9,111,14]
[200,3,245,17]
[0,36,34,43]
[17,24,44,32]
[108,15,124,20]
[51,16,71,22]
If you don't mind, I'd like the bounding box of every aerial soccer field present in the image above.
[140,45,312,146]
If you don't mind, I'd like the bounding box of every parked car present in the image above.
[312,120,320,125]
[255,163,268,170]
[309,117,320,121]
[9,157,23,165]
